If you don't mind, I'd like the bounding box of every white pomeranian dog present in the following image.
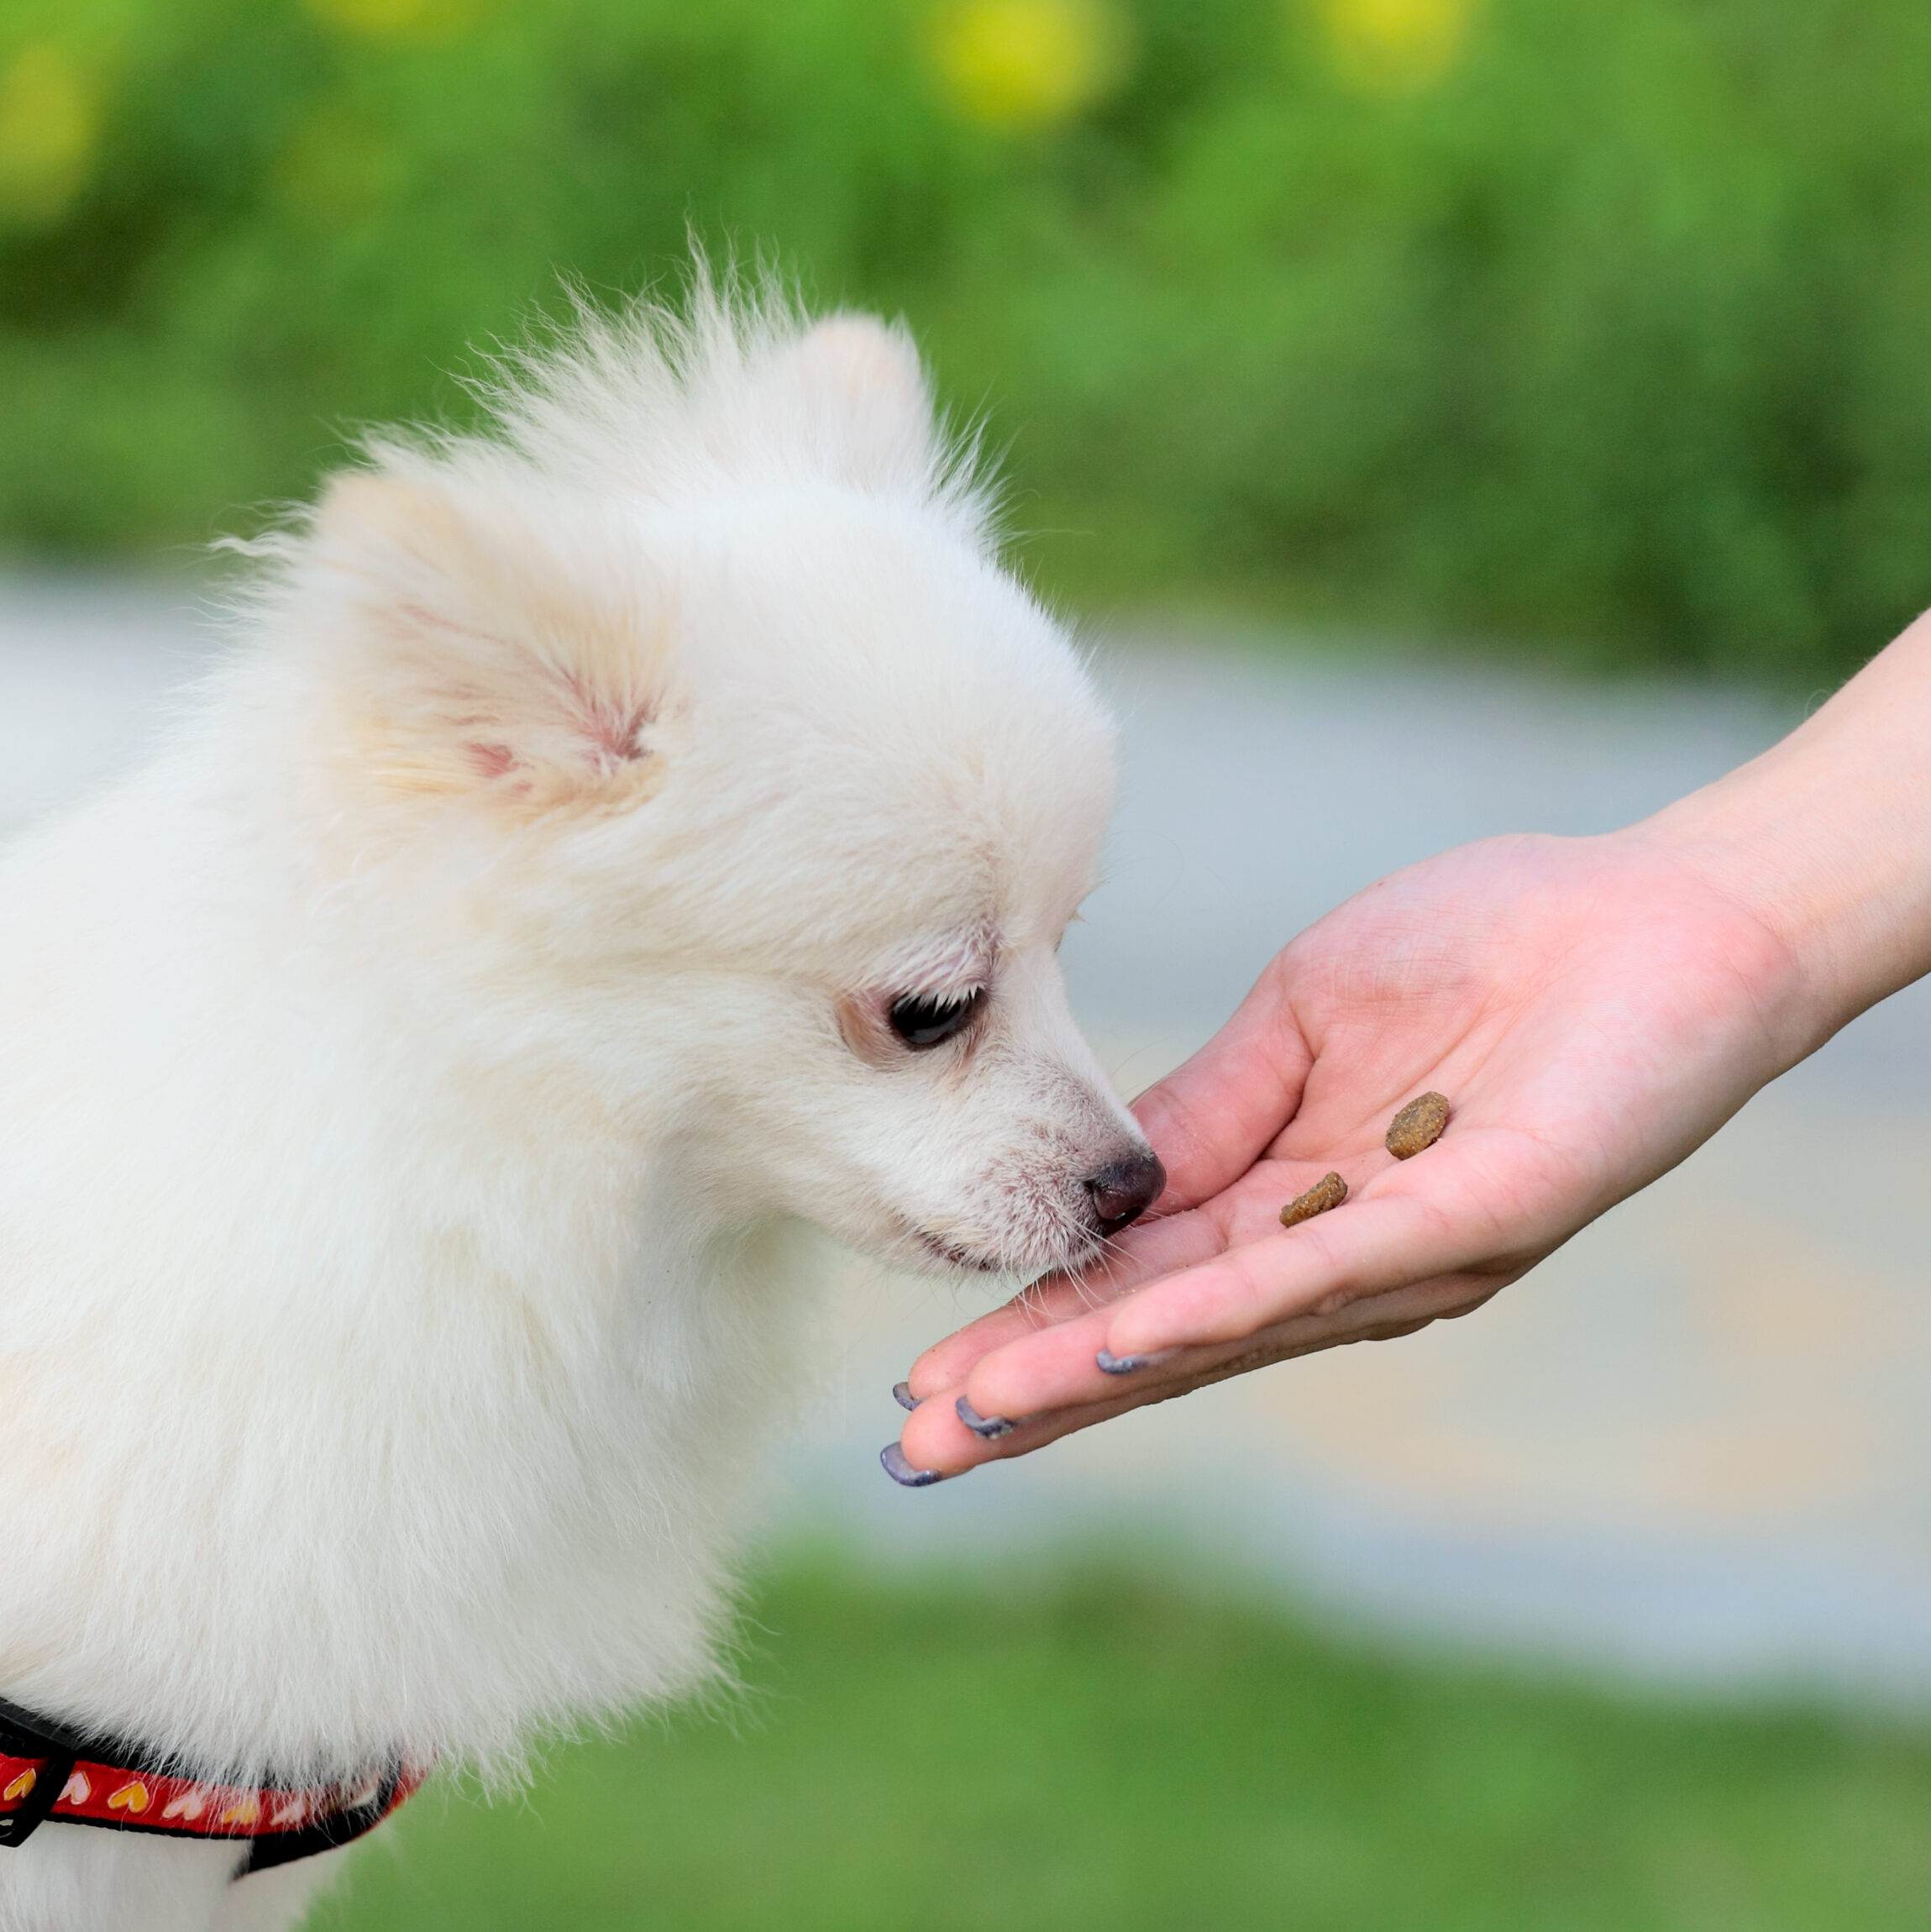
[0,277,1162,1931]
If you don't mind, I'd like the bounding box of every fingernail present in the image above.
[956,1396,1014,1439]
[879,1442,947,1488]
[1096,1346,1179,1375]
[893,1381,919,1411]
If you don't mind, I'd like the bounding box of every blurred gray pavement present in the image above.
[6,578,1930,1701]
[0,576,219,840]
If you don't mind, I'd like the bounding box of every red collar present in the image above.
[0,1698,422,1873]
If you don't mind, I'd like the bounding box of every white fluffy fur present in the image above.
[0,276,1147,1930]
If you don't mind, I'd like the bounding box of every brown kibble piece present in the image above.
[1280,1171,1348,1228]
[1386,1091,1451,1159]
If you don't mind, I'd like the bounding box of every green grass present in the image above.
[311,1557,1931,1932]
[11,1,1931,680]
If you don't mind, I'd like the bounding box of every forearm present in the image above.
[1638,609,1931,1064]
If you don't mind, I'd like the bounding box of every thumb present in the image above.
[1132,958,1310,1213]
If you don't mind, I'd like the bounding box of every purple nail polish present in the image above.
[1096,1346,1179,1375]
[893,1381,919,1411]
[879,1441,945,1488]
[956,1396,1014,1440]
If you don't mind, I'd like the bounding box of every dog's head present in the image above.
[262,288,1161,1280]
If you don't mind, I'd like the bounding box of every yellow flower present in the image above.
[928,0,1135,131]
[1316,0,1479,96]
[304,0,485,45]
[0,43,100,227]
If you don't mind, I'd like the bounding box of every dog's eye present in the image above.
[888,989,984,1050]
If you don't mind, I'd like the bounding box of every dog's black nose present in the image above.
[1085,1151,1166,1237]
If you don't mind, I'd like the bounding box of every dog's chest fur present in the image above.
[0,755,806,1789]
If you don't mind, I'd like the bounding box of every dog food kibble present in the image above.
[1279,1171,1348,1227]
[1385,1092,1451,1159]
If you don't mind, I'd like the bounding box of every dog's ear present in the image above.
[783,314,927,420]
[770,313,937,486]
[309,464,673,813]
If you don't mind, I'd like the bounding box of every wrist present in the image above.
[1633,612,1931,1063]
[1626,793,1854,1072]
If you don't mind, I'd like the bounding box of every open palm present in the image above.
[892,826,1808,1479]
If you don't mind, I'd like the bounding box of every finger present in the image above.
[893,1375,1170,1478]
[904,1173,1296,1399]
[958,1299,1124,1422]
[896,1275,1498,1478]
[1103,1147,1537,1361]
[1129,956,1312,1212]
[905,1294,1073,1404]
[962,1166,1529,1420]
[1093,1278,1488,1403]
[953,1224,1374,1421]
[958,1229,1509,1427]
[902,1267,1130,1400]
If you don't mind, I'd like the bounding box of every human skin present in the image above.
[889,610,1931,1479]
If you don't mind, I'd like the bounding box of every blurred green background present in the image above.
[8,0,1931,679]
[305,1559,1931,1932]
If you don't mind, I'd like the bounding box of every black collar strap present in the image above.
[0,1697,422,1872]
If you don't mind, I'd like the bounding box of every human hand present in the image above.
[885,826,1813,1482]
